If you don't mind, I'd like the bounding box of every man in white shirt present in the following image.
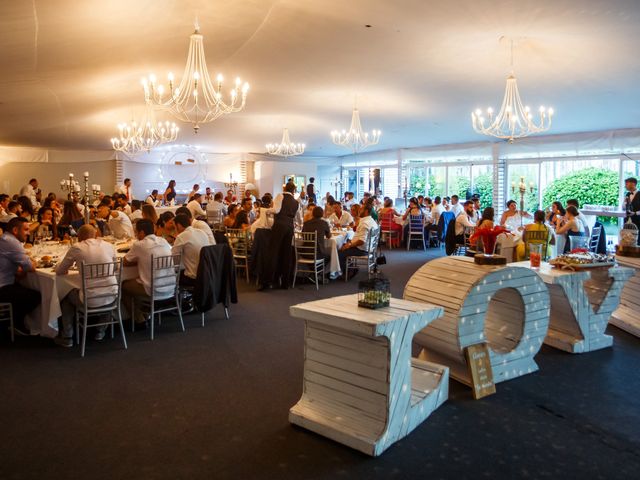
[187,184,200,202]
[338,204,378,276]
[19,178,39,208]
[175,206,215,245]
[0,194,10,217]
[206,192,228,215]
[145,190,160,207]
[0,201,20,223]
[454,200,477,238]
[97,204,134,239]
[343,192,356,210]
[116,195,132,216]
[122,219,175,326]
[432,196,445,226]
[203,187,214,203]
[118,178,134,202]
[171,214,209,286]
[187,193,207,219]
[450,195,464,217]
[54,225,117,347]
[129,200,143,222]
[328,201,355,228]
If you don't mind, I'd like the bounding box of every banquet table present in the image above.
[155,205,181,216]
[22,239,137,338]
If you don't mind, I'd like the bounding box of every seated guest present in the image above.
[0,194,9,216]
[224,204,238,228]
[129,200,143,222]
[97,204,134,239]
[203,186,214,203]
[171,214,209,286]
[343,192,356,209]
[116,195,132,216]
[547,201,566,230]
[251,195,274,234]
[302,206,331,261]
[175,207,215,245]
[303,202,317,223]
[187,193,206,219]
[471,196,481,222]
[323,195,336,218]
[145,190,160,206]
[122,219,175,327]
[328,200,355,228]
[431,196,444,226]
[0,201,20,223]
[454,200,476,244]
[30,206,57,240]
[58,200,85,236]
[206,192,228,215]
[223,189,236,205]
[350,204,361,228]
[338,204,378,275]
[500,200,531,229]
[233,198,253,230]
[476,207,495,229]
[379,198,403,243]
[566,199,589,236]
[17,196,34,220]
[298,190,308,208]
[0,217,41,335]
[43,196,62,224]
[187,184,200,202]
[54,225,117,347]
[516,210,554,261]
[156,211,176,244]
[450,195,464,217]
[141,204,158,225]
[556,205,585,253]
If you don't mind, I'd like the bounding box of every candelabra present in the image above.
[91,184,102,202]
[60,173,81,200]
[511,176,535,226]
[224,173,239,195]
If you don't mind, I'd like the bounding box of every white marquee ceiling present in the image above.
[0,0,639,157]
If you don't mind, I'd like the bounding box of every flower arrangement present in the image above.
[469,226,510,255]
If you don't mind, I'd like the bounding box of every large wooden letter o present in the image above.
[403,257,550,386]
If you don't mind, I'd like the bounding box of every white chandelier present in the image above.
[111,103,179,155]
[471,40,554,142]
[142,21,249,133]
[266,128,305,157]
[331,103,381,153]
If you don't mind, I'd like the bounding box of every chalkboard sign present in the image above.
[465,344,496,400]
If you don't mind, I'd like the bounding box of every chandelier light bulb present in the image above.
[331,105,381,153]
[110,103,179,155]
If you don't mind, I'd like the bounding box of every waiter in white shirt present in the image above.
[54,225,117,347]
[171,214,209,286]
[187,193,207,219]
[122,219,175,327]
[19,178,39,208]
[145,190,160,206]
[118,178,134,203]
[454,200,477,241]
[97,204,134,239]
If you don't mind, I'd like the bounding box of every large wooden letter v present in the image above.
[544,267,633,353]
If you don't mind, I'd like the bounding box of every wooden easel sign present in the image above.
[465,344,496,400]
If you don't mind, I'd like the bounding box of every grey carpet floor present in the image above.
[1,248,639,480]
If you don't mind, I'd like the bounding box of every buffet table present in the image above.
[289,294,448,456]
[611,255,640,337]
[511,261,633,353]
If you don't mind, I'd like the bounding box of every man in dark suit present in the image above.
[302,206,331,261]
[624,177,640,244]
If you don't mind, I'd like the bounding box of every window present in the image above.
[471,164,494,211]
[447,165,471,199]
[507,163,540,212]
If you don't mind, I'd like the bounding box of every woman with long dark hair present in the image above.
[164,180,177,205]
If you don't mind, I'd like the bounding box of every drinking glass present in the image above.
[529,243,543,269]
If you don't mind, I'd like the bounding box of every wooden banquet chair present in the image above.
[293,231,325,290]
[0,303,14,343]
[75,259,127,357]
[455,226,476,256]
[345,227,380,282]
[131,253,185,340]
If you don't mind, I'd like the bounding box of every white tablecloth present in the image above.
[21,243,137,338]
[155,206,180,216]
[326,233,347,276]
[496,232,522,263]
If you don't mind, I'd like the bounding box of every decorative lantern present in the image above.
[358,273,391,309]
[619,218,639,247]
